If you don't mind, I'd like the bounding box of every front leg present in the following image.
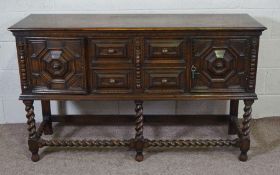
[23,100,40,162]
[134,100,144,162]
[239,99,254,161]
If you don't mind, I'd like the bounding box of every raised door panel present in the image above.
[27,38,87,94]
[191,38,249,92]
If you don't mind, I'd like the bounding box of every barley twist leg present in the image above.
[134,100,144,162]
[23,100,40,162]
[239,99,254,161]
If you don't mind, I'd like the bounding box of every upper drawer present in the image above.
[144,39,185,63]
[89,38,133,65]
[26,38,87,94]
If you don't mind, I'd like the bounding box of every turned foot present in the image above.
[31,153,40,162]
[28,139,40,162]
[135,152,144,162]
[239,152,248,162]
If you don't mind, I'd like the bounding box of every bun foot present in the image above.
[135,153,144,162]
[239,153,248,162]
[31,153,40,162]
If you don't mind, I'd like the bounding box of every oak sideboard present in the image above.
[9,14,266,162]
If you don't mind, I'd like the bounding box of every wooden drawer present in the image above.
[92,70,133,93]
[144,39,184,63]
[27,38,87,94]
[190,37,249,92]
[89,38,133,65]
[143,69,185,93]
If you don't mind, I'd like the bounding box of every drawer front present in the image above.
[144,69,185,93]
[89,38,133,64]
[191,38,249,92]
[92,70,133,93]
[27,38,87,94]
[144,39,185,63]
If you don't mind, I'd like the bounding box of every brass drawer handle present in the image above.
[162,48,168,53]
[109,78,116,84]
[161,78,168,84]
[107,49,115,54]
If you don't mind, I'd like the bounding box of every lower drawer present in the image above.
[91,69,134,93]
[143,69,186,93]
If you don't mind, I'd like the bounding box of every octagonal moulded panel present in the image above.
[191,38,250,92]
[203,48,237,81]
[43,50,69,77]
[27,38,87,94]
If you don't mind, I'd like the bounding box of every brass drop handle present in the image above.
[161,78,168,84]
[109,78,116,84]
[108,48,115,54]
[191,65,200,80]
[162,48,168,53]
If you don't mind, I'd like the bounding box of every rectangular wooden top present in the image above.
[9,14,266,31]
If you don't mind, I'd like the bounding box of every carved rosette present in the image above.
[134,38,143,89]
[248,37,259,91]
[16,38,29,90]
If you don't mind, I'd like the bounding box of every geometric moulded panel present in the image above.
[27,38,87,94]
[191,38,249,92]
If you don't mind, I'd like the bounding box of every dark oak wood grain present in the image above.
[228,100,239,135]
[9,14,266,31]
[9,14,266,162]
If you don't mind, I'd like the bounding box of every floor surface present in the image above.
[0,117,280,175]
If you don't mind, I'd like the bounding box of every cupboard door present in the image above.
[27,38,87,94]
[191,38,249,92]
